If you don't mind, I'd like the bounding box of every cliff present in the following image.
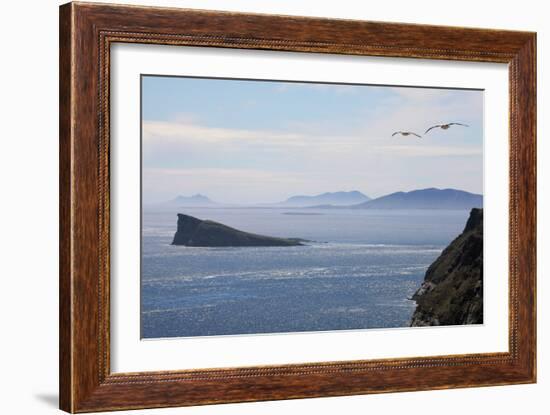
[410,208,483,326]
[172,214,305,247]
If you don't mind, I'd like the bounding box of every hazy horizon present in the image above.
[146,186,483,206]
[142,76,483,204]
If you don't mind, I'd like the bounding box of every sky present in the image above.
[142,75,483,204]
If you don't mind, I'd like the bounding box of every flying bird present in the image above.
[425,123,469,134]
[392,131,422,138]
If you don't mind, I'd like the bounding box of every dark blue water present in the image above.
[141,208,470,338]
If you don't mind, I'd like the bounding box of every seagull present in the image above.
[392,131,422,138]
[425,123,469,134]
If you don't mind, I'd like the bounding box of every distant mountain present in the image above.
[353,188,482,210]
[163,194,217,207]
[277,191,370,207]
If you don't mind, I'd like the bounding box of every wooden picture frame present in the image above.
[59,2,536,412]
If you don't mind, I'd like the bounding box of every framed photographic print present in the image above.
[59,2,536,412]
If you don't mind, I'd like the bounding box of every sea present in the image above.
[141,207,471,338]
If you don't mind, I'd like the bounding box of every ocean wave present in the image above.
[142,263,431,287]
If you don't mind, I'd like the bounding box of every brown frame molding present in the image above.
[59,2,536,412]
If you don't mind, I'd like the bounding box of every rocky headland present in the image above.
[410,208,483,326]
[172,213,306,247]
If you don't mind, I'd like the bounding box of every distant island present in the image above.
[308,188,482,210]
[354,188,482,210]
[282,212,324,216]
[163,194,217,207]
[410,208,483,326]
[275,191,370,207]
[155,188,482,210]
[172,214,306,247]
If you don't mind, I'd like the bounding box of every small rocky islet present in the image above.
[171,213,306,247]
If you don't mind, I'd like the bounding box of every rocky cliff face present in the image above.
[172,214,304,247]
[410,208,483,326]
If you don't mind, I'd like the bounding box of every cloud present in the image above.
[143,116,480,162]
[388,86,454,102]
[141,87,484,203]
[144,120,300,143]
[378,145,482,157]
[354,92,483,161]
